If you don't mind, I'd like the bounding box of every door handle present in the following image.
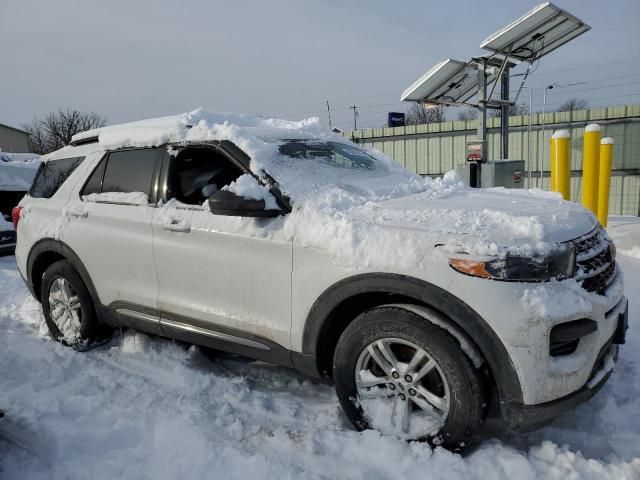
[163,222,191,233]
[67,209,88,218]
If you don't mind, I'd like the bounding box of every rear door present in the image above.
[62,148,163,316]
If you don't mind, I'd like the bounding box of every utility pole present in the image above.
[350,105,358,131]
[326,101,332,130]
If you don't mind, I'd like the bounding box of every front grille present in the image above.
[573,227,616,295]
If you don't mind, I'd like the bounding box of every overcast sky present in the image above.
[2,0,639,130]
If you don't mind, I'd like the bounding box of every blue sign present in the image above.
[388,112,405,128]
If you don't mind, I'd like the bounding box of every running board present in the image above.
[161,318,270,351]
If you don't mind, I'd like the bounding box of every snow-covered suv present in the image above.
[14,110,628,450]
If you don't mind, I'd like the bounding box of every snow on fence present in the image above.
[345,104,640,216]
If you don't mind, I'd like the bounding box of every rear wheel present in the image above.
[333,306,484,450]
[41,260,110,350]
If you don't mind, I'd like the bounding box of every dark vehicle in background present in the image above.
[0,153,39,254]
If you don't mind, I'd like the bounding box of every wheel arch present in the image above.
[299,273,523,404]
[27,239,101,307]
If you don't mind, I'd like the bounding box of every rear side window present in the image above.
[30,156,84,198]
[101,149,159,195]
[81,149,162,200]
[81,157,107,196]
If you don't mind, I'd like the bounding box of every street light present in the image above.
[540,82,588,181]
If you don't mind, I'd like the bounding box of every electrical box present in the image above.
[455,160,525,188]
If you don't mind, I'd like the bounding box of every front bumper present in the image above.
[501,298,628,432]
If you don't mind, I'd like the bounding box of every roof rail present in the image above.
[69,135,99,146]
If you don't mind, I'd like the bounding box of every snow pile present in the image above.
[520,280,596,320]
[0,215,13,231]
[222,174,278,210]
[0,152,40,166]
[0,153,40,190]
[359,395,440,439]
[620,246,640,259]
[0,171,31,190]
[82,191,149,206]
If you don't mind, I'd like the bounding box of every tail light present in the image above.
[11,206,22,229]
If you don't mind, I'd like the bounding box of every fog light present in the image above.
[550,319,597,356]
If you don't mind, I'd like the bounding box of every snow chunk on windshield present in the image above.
[222,174,278,210]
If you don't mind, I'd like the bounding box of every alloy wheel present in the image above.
[48,277,82,340]
[355,338,450,439]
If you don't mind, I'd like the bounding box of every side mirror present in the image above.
[208,189,281,218]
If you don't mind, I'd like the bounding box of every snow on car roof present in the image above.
[71,108,340,150]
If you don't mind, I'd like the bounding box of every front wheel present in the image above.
[333,306,484,450]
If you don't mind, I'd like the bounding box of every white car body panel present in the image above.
[152,207,293,347]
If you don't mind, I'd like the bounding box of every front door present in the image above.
[151,145,293,350]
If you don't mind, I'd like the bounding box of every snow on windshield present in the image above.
[259,139,426,203]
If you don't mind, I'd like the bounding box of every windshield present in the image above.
[278,140,384,172]
[261,139,422,203]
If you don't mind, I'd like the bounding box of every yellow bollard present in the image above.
[581,123,601,215]
[550,130,571,200]
[597,137,614,227]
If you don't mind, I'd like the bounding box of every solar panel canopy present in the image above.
[480,2,590,62]
[400,59,496,106]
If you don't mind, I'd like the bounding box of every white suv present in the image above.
[14,111,628,450]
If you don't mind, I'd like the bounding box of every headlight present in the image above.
[449,244,576,282]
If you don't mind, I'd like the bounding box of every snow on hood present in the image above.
[72,109,597,270]
[283,175,596,269]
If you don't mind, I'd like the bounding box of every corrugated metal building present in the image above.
[346,104,640,216]
[0,123,30,153]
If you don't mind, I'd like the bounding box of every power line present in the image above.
[350,105,358,130]
[256,58,640,117]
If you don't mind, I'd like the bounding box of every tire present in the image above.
[333,306,484,451]
[41,260,111,350]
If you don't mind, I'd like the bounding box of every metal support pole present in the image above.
[477,58,488,166]
[500,67,510,159]
[550,130,571,200]
[520,85,533,183]
[582,123,601,215]
[598,138,614,227]
[541,85,551,182]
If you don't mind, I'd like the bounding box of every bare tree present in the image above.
[405,103,446,125]
[557,98,588,112]
[488,103,530,117]
[456,103,528,121]
[22,109,106,154]
[457,108,477,121]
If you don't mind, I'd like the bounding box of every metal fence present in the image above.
[346,104,640,216]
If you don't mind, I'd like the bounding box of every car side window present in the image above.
[80,157,107,196]
[30,156,85,199]
[169,148,243,205]
[81,149,161,200]
[102,149,159,196]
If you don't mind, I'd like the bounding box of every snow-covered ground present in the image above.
[1,218,639,479]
